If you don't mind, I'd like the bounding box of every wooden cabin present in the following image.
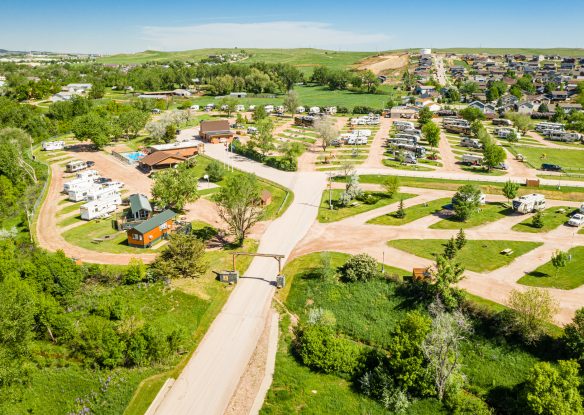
[126,209,176,248]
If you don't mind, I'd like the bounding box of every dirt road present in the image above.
[356,53,408,75]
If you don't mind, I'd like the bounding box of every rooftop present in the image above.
[132,209,176,234]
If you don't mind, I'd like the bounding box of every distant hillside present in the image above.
[433,47,584,57]
[97,48,376,73]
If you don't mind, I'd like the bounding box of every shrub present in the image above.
[563,307,584,364]
[122,258,147,285]
[446,390,493,415]
[532,211,544,228]
[204,160,225,182]
[338,253,379,282]
[297,324,363,376]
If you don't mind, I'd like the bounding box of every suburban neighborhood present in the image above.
[2,2,584,415]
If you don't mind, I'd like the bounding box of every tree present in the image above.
[482,143,506,171]
[452,184,482,221]
[151,163,200,211]
[252,117,275,156]
[564,308,584,364]
[89,82,106,99]
[431,256,465,309]
[204,160,225,182]
[339,253,379,282]
[524,360,583,415]
[532,211,544,229]
[395,199,406,219]
[422,301,472,401]
[122,258,147,284]
[382,175,400,198]
[551,249,569,277]
[459,107,485,122]
[455,229,467,250]
[0,128,38,184]
[252,105,267,122]
[219,97,238,117]
[418,106,433,125]
[283,90,300,115]
[215,173,262,244]
[443,237,458,260]
[506,288,559,344]
[506,130,519,143]
[505,112,533,134]
[553,106,566,123]
[538,102,549,113]
[314,116,338,153]
[509,85,523,99]
[152,233,208,279]
[502,180,519,205]
[72,112,113,149]
[422,121,440,149]
[118,108,149,138]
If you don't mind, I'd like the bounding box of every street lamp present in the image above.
[327,171,336,210]
[203,174,210,188]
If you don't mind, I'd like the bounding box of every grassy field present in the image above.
[512,206,576,233]
[367,197,451,226]
[518,246,584,290]
[99,48,374,71]
[387,239,542,272]
[317,189,416,223]
[429,202,511,230]
[510,145,584,171]
[266,252,546,414]
[62,218,148,254]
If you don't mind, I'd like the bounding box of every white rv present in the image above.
[248,105,256,111]
[355,129,372,137]
[42,141,65,151]
[86,186,122,204]
[512,194,546,214]
[462,153,484,165]
[309,106,320,114]
[536,122,564,133]
[235,104,245,112]
[264,105,274,113]
[325,106,337,115]
[393,121,415,131]
[65,160,91,173]
[76,169,100,180]
[296,106,306,113]
[80,199,119,220]
[63,177,94,193]
[68,184,102,202]
[460,137,482,148]
[190,104,200,110]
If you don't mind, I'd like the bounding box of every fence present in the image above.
[111,150,136,166]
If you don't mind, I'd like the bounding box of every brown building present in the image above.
[139,151,187,170]
[147,141,205,158]
[126,209,176,248]
[200,119,234,143]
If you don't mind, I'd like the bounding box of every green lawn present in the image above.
[387,239,543,272]
[430,202,512,230]
[510,145,584,171]
[62,219,149,254]
[367,197,451,226]
[317,190,416,223]
[518,246,584,289]
[512,206,576,233]
[57,201,84,216]
[382,159,435,171]
[58,214,83,228]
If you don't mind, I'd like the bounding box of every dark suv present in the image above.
[541,163,562,172]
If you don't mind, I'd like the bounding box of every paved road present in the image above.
[434,54,448,86]
[152,144,326,415]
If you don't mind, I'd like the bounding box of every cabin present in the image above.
[199,119,234,143]
[139,151,187,171]
[126,209,177,248]
[128,193,153,221]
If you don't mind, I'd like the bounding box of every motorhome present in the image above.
[462,153,484,166]
[85,186,122,204]
[460,137,482,149]
[543,130,582,142]
[264,105,274,113]
[512,194,546,214]
[389,137,417,147]
[536,122,564,133]
[393,121,415,131]
[65,160,93,173]
[402,128,421,137]
[395,132,419,142]
[396,144,426,158]
[42,140,65,151]
[493,118,513,126]
[76,169,100,180]
[63,177,94,193]
[68,184,102,202]
[444,124,471,134]
[80,199,119,220]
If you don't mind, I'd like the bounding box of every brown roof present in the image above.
[140,151,186,167]
[200,119,230,133]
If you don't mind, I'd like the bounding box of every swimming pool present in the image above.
[120,151,146,163]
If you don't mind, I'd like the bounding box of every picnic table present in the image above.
[500,248,514,255]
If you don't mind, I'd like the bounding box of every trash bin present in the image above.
[276,275,285,288]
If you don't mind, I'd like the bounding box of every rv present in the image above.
[65,160,93,173]
[204,103,215,111]
[247,127,258,135]
[462,153,484,166]
[444,124,471,134]
[495,127,519,139]
[493,118,513,126]
[452,192,486,206]
[264,105,274,113]
[543,130,582,142]
[86,186,122,204]
[248,105,256,111]
[324,106,337,115]
[354,129,372,137]
[395,133,419,143]
[190,104,200,110]
[512,194,546,214]
[76,169,100,180]
[235,104,245,112]
[389,138,417,147]
[403,152,417,164]
[68,184,102,202]
[396,144,426,158]
[309,106,320,114]
[275,106,285,114]
[63,177,94,193]
[42,140,65,151]
[402,128,422,137]
[460,137,482,149]
[393,121,415,131]
[536,122,564,133]
[296,106,305,113]
[80,199,119,220]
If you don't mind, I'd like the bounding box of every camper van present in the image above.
[65,160,93,173]
[393,121,415,131]
[460,137,482,149]
[462,153,484,166]
[80,199,119,220]
[63,177,94,193]
[512,194,546,214]
[42,140,65,151]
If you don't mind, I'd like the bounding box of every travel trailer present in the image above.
[460,137,482,148]
[68,184,102,202]
[512,194,546,214]
[65,160,94,173]
[296,106,305,113]
[76,169,100,180]
[393,121,415,131]
[63,177,94,193]
[80,199,119,220]
[264,105,274,113]
[42,140,65,151]
[536,122,564,133]
[235,104,245,112]
[85,186,122,204]
[309,106,320,114]
[462,153,484,166]
[492,119,513,126]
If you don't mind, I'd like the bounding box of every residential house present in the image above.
[549,90,568,101]
[468,101,497,116]
[126,209,177,248]
[516,101,536,115]
[199,119,234,143]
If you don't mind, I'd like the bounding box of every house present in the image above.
[230,92,247,98]
[549,90,568,101]
[468,101,497,115]
[415,85,436,98]
[199,119,234,143]
[50,92,75,102]
[516,101,536,114]
[148,140,204,158]
[126,209,177,248]
[139,151,188,171]
[128,193,153,221]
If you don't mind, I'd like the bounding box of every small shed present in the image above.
[526,179,540,188]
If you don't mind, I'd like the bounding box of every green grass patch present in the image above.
[62,219,149,254]
[317,190,416,223]
[430,202,512,230]
[512,206,576,233]
[57,201,84,215]
[518,246,584,289]
[58,214,83,228]
[510,145,584,171]
[367,197,451,226]
[382,159,434,171]
[387,239,542,272]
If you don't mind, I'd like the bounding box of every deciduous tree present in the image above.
[151,164,200,211]
[152,234,208,279]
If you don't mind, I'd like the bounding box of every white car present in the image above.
[568,213,584,227]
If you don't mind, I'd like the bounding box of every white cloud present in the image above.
[140,21,391,51]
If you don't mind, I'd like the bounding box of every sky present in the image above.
[1,0,583,54]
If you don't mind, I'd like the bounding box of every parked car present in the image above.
[568,213,584,227]
[541,163,562,172]
[94,177,112,184]
[86,161,95,167]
